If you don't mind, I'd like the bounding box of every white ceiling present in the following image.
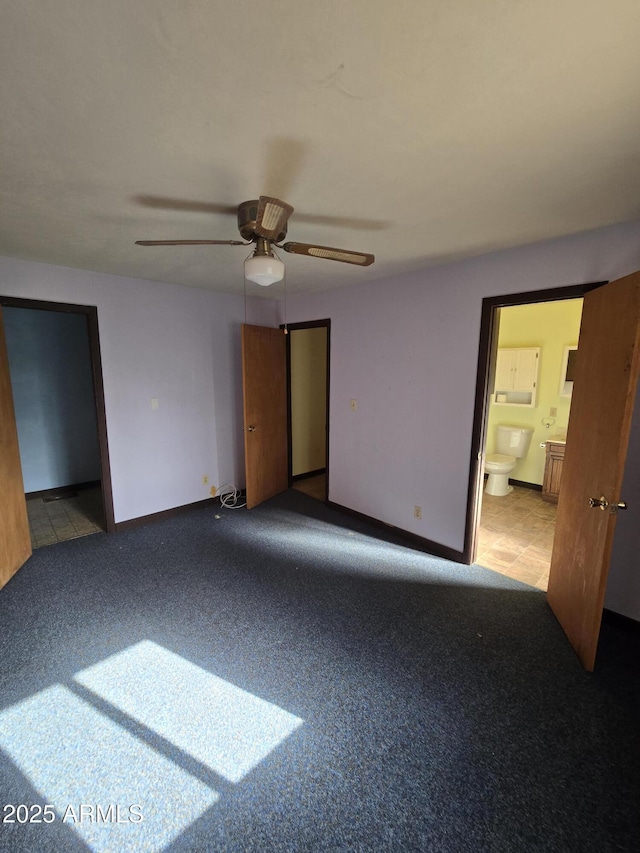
[2,1,640,297]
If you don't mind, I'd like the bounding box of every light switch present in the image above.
[151,398,159,410]
[350,399,357,412]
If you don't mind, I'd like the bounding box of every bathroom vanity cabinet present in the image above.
[542,437,566,503]
[493,347,540,407]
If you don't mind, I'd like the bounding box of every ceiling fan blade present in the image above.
[135,239,247,246]
[254,196,294,240]
[282,242,374,266]
[134,195,238,216]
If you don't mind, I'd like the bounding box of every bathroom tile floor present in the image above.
[26,486,105,549]
[476,485,557,591]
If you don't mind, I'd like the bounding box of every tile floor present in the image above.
[26,486,105,549]
[476,485,557,590]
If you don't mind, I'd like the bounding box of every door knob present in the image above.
[589,496,627,513]
[246,424,256,432]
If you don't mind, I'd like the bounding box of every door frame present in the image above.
[282,319,331,501]
[0,295,116,534]
[463,281,606,564]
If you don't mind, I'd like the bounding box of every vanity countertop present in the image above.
[547,434,567,444]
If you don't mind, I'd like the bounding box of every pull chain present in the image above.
[283,265,288,334]
[274,246,287,334]
[243,272,247,325]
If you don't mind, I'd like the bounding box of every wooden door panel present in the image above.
[0,306,32,589]
[541,442,565,504]
[242,324,288,509]
[547,271,640,670]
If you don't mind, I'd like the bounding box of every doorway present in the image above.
[0,296,115,547]
[475,298,584,588]
[285,320,330,503]
[464,281,604,566]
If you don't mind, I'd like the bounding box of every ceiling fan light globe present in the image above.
[244,255,285,286]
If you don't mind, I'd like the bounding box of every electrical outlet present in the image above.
[414,505,422,520]
[550,406,557,417]
[202,475,209,485]
[210,486,217,497]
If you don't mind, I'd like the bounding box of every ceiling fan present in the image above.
[136,196,375,285]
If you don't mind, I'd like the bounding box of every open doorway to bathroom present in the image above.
[476,299,583,588]
[465,285,608,589]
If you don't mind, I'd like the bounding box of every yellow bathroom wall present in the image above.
[291,327,327,476]
[486,298,583,485]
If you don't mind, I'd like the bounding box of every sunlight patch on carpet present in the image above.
[0,643,303,851]
[75,640,304,784]
[0,684,218,852]
[240,514,530,589]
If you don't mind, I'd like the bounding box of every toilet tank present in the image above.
[496,424,534,458]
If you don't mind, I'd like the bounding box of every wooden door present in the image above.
[242,324,288,509]
[547,270,640,670]
[0,306,32,589]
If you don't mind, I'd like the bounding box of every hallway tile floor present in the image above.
[476,485,557,591]
[26,486,105,549]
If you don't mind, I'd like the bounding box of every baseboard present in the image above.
[482,474,542,492]
[509,479,542,491]
[26,480,101,500]
[292,468,326,482]
[602,608,640,637]
[115,496,220,533]
[326,500,464,563]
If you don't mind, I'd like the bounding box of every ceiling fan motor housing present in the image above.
[237,199,288,243]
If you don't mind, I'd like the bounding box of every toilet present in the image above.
[484,424,534,496]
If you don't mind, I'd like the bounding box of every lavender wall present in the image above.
[280,220,640,620]
[0,257,268,523]
[2,218,639,621]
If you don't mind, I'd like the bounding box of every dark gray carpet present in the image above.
[0,490,638,852]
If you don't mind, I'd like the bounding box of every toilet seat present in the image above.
[485,453,515,472]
